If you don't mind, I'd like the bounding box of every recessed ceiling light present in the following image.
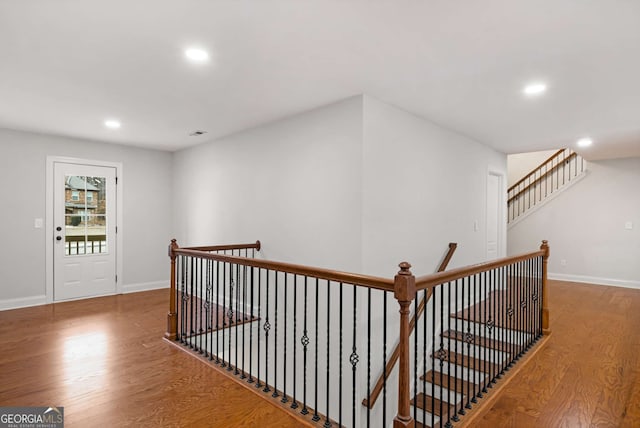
[576,137,593,147]
[523,82,547,96]
[104,119,121,129]
[185,48,209,63]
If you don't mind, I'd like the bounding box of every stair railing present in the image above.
[362,242,457,409]
[508,148,586,223]
[166,239,415,427]
[407,240,550,428]
[165,239,549,428]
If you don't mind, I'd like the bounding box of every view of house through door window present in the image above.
[65,175,108,255]
[54,162,117,301]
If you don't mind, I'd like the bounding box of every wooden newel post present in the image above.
[540,240,551,335]
[165,239,179,340]
[393,262,416,428]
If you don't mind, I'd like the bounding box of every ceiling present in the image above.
[1,1,639,160]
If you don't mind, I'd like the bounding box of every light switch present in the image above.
[474,220,479,232]
[34,218,43,229]
[625,221,633,230]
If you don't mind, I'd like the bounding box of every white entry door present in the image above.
[53,162,117,301]
[486,172,503,260]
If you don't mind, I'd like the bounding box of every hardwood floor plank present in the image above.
[0,290,304,428]
[464,280,640,428]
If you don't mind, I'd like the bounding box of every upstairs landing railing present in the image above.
[508,148,586,224]
[165,240,550,428]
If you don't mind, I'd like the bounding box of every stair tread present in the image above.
[431,349,499,373]
[420,369,480,394]
[441,329,518,353]
[451,289,540,331]
[412,393,453,418]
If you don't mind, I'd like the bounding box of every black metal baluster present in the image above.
[472,274,479,402]
[339,282,343,426]
[249,265,255,383]
[491,269,496,384]
[498,266,504,376]
[421,288,427,426]
[528,258,534,348]
[509,263,515,368]
[482,271,488,394]
[228,262,233,372]
[453,279,460,422]
[180,256,186,344]
[221,261,227,367]
[256,268,263,389]
[273,271,279,397]
[439,280,444,422]
[313,278,320,422]
[189,257,194,348]
[431,285,436,427]
[367,287,372,428]
[292,275,299,409]
[204,259,209,358]
[445,281,452,428]
[350,285,358,428]
[384,290,389,427]
[413,288,418,424]
[282,273,288,403]
[235,264,240,375]
[324,281,331,428]
[517,261,523,360]
[263,269,271,393]
[465,276,472,411]
[196,257,202,353]
[241,263,247,379]
[301,276,310,415]
[215,259,220,363]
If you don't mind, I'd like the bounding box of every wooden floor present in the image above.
[467,279,640,428]
[1,280,639,427]
[0,290,303,428]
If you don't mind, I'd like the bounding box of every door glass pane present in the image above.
[64,175,108,256]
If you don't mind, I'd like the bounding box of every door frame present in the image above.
[486,168,506,260]
[46,156,123,303]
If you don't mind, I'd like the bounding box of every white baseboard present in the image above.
[122,281,169,294]
[549,273,640,290]
[0,295,47,311]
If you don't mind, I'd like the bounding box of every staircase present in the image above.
[411,285,537,428]
[508,148,587,225]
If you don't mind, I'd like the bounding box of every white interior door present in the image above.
[53,162,117,301]
[486,172,503,260]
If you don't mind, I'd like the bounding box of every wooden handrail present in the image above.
[363,243,458,409]
[415,247,545,290]
[507,152,578,204]
[508,149,565,192]
[173,247,395,292]
[184,240,261,252]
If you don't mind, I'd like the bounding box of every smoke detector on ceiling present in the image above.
[189,130,208,136]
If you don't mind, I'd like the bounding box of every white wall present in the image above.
[507,149,558,187]
[362,96,508,277]
[0,128,173,307]
[173,95,509,276]
[172,96,364,272]
[508,157,640,288]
